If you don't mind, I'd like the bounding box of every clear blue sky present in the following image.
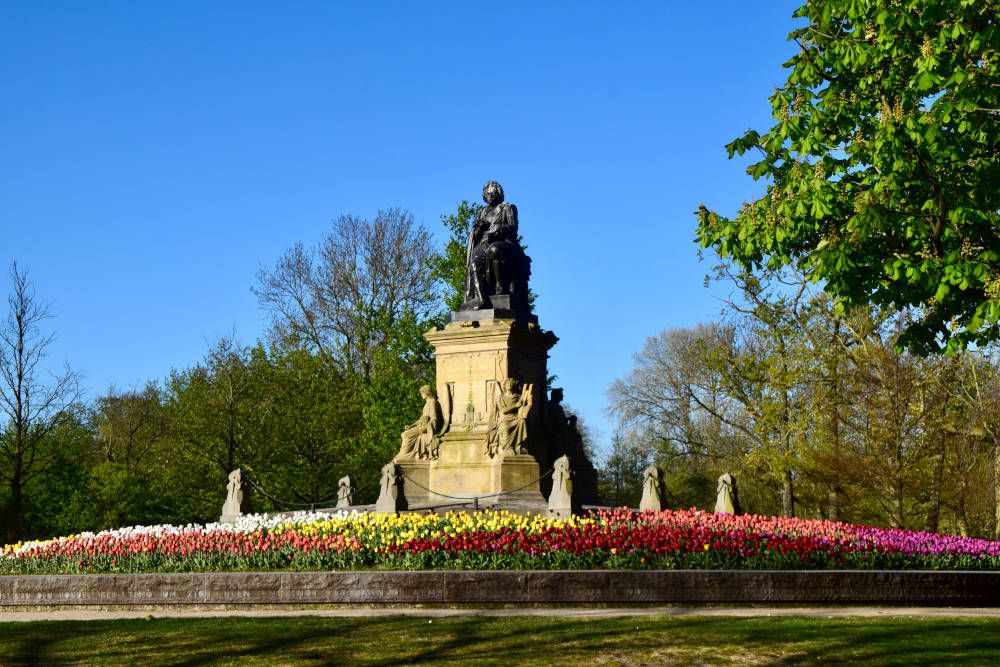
[1,0,801,454]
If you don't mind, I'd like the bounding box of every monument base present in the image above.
[394,460,432,505]
[384,307,598,515]
[397,453,546,511]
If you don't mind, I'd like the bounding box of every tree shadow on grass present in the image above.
[360,616,1000,666]
[1,615,1000,666]
[0,616,639,666]
[708,616,1000,666]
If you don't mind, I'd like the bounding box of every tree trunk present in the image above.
[827,319,843,523]
[890,484,905,529]
[827,485,841,522]
[994,433,1000,540]
[782,469,795,517]
[956,499,970,537]
[923,437,946,533]
[5,461,23,544]
[776,334,795,519]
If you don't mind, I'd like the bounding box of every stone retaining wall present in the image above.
[1,571,999,608]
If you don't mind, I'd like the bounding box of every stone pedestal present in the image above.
[395,318,559,510]
[396,460,432,505]
[399,453,543,506]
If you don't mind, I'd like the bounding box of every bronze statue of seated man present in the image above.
[462,180,531,312]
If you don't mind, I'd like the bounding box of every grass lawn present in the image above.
[1,614,999,665]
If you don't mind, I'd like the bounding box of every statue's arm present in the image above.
[507,203,518,225]
[466,210,486,264]
[504,203,519,238]
[465,222,477,263]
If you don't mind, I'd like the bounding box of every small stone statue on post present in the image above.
[375,463,406,513]
[336,475,353,509]
[714,472,740,515]
[639,465,665,512]
[220,468,252,523]
[547,455,574,518]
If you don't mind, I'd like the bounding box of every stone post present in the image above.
[220,468,252,523]
[375,463,406,514]
[336,475,353,509]
[547,455,573,518]
[639,465,665,512]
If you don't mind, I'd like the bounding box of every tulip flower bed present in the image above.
[2,508,999,575]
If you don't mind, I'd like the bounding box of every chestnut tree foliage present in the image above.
[697,0,1000,354]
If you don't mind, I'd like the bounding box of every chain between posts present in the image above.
[240,465,553,514]
[242,471,378,512]
[399,466,554,511]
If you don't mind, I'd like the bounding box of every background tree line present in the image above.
[604,265,1000,538]
[0,204,482,543]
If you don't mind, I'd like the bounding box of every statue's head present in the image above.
[551,388,564,403]
[482,180,504,206]
[502,378,518,393]
[419,384,434,399]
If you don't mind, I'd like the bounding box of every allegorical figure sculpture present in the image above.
[462,180,531,313]
[395,385,443,461]
[486,378,533,458]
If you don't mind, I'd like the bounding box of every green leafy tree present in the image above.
[597,431,648,508]
[254,347,364,506]
[19,408,95,538]
[162,337,270,521]
[69,461,166,531]
[697,0,1000,354]
[430,200,481,315]
[952,349,1000,537]
[93,383,168,472]
[254,208,441,500]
